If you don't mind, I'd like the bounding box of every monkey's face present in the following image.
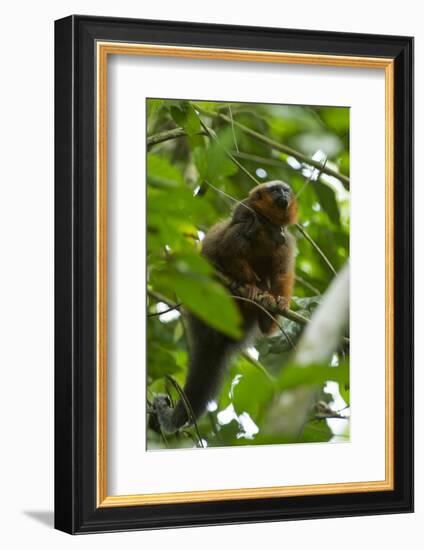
[249,180,297,226]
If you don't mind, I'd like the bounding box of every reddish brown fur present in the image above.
[202,181,297,335]
[150,182,298,433]
[248,185,298,227]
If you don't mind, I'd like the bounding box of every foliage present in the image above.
[146,98,350,450]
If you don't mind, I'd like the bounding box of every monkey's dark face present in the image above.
[266,181,292,209]
[249,180,297,226]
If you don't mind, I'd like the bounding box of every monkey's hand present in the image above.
[149,394,179,435]
[245,283,264,301]
[256,292,289,312]
[229,281,264,301]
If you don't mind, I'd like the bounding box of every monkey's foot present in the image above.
[275,295,289,311]
[257,292,277,310]
[244,283,262,301]
[256,293,288,313]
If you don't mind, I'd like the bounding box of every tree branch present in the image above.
[147,303,182,317]
[147,127,206,148]
[148,285,349,346]
[295,223,337,277]
[196,106,350,189]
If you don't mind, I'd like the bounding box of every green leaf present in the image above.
[155,270,242,339]
[146,99,164,131]
[173,322,184,342]
[232,367,274,420]
[313,180,341,226]
[147,153,184,188]
[173,252,213,276]
[170,102,201,136]
[318,107,350,135]
[337,151,350,177]
[193,147,208,180]
[278,361,349,391]
[147,342,182,380]
[192,101,223,114]
[194,128,239,183]
[147,185,216,252]
[300,421,333,443]
[214,419,240,445]
[174,274,242,339]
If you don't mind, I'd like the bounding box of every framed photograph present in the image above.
[54,15,413,534]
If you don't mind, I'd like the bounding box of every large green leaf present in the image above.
[170,101,202,136]
[147,153,184,188]
[147,342,182,381]
[194,128,239,183]
[300,421,333,443]
[232,365,274,420]
[278,361,349,391]
[147,99,164,132]
[317,107,350,135]
[313,180,341,226]
[154,269,242,339]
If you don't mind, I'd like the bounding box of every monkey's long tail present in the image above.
[153,314,248,434]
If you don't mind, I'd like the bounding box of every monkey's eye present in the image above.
[255,190,261,199]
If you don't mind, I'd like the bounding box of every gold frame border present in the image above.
[96,42,395,508]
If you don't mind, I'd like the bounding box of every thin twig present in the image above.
[228,105,239,153]
[231,295,296,350]
[199,119,260,185]
[147,303,182,317]
[315,413,349,420]
[147,127,206,148]
[296,156,328,200]
[295,223,337,277]
[295,275,321,295]
[207,411,221,442]
[203,180,257,216]
[165,375,204,448]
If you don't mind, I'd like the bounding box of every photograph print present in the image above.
[146,98,350,451]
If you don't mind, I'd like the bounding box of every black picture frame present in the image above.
[55,15,414,534]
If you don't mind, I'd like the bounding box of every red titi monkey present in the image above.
[151,180,297,434]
